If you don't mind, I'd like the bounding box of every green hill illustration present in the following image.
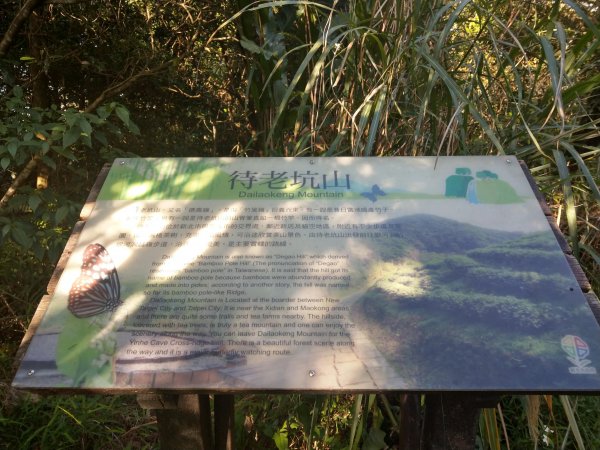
[351,214,600,389]
[373,214,520,258]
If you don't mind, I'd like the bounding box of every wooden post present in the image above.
[138,393,213,450]
[421,393,500,450]
[214,394,235,450]
[397,394,421,450]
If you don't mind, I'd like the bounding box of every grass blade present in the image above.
[559,395,585,450]
[480,408,501,450]
[580,243,600,267]
[349,394,363,450]
[524,395,541,447]
[560,141,600,204]
[539,36,561,125]
[364,86,387,156]
[553,148,580,257]
[416,46,505,154]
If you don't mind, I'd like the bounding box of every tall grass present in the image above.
[230,0,599,289]
[232,0,599,252]
[231,0,600,270]
[227,0,600,448]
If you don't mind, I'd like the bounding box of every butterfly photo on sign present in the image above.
[68,243,122,318]
[49,243,124,387]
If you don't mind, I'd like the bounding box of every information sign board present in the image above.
[13,157,600,391]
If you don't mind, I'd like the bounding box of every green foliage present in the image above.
[234,393,357,449]
[0,394,157,450]
[226,0,600,161]
[0,88,133,167]
[496,395,600,450]
[0,87,138,261]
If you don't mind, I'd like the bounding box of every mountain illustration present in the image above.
[351,214,600,389]
[371,214,522,258]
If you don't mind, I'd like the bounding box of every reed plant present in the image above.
[227,0,599,277]
[222,0,600,448]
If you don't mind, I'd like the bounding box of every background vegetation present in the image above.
[1,0,599,448]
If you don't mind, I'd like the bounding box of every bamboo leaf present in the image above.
[416,46,504,154]
[412,64,438,156]
[561,0,600,73]
[553,148,579,257]
[480,408,502,450]
[364,87,387,156]
[208,1,334,47]
[353,98,373,156]
[560,141,600,204]
[561,0,600,38]
[433,0,473,58]
[562,73,600,104]
[539,35,564,124]
[378,394,398,428]
[259,43,311,99]
[349,394,363,450]
[265,28,342,148]
[325,130,348,156]
[291,27,349,139]
[580,243,600,267]
[264,37,320,145]
[240,37,263,54]
[555,21,567,122]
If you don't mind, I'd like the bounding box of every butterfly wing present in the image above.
[81,244,120,300]
[372,184,386,196]
[68,244,121,318]
[361,192,377,203]
[68,275,121,318]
